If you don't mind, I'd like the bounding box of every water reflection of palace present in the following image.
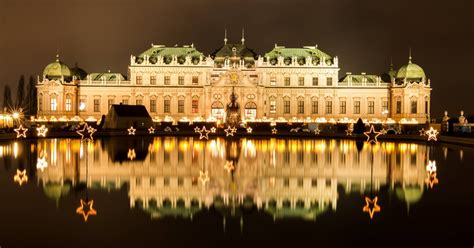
[32,137,430,220]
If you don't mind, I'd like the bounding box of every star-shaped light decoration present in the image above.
[76,199,97,222]
[271,128,278,134]
[148,127,155,134]
[425,127,439,141]
[345,128,353,136]
[164,126,172,132]
[127,149,136,160]
[425,172,439,189]
[224,161,235,173]
[380,128,387,135]
[36,156,48,172]
[194,126,201,133]
[426,160,437,174]
[364,125,382,144]
[127,126,136,135]
[36,125,48,137]
[314,128,321,135]
[14,125,28,138]
[76,123,96,142]
[246,127,253,134]
[362,196,381,219]
[210,127,217,133]
[199,170,209,186]
[13,169,28,186]
[196,126,210,140]
[224,126,237,137]
[419,128,426,136]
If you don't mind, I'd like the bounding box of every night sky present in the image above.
[0,0,472,118]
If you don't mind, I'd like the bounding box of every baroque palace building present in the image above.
[36,33,432,123]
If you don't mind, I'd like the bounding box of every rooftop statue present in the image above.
[225,87,241,127]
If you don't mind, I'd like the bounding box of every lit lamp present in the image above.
[79,102,86,111]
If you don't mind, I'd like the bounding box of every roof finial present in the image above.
[390,57,394,70]
[408,47,412,63]
[224,28,228,45]
[241,28,245,45]
[56,49,60,62]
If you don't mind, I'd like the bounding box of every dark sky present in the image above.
[1,0,473,118]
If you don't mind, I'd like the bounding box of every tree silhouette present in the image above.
[25,76,37,116]
[2,85,13,111]
[354,118,366,134]
[15,75,25,109]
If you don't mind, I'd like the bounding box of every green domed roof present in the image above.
[395,186,423,204]
[43,182,71,202]
[43,55,72,79]
[70,63,88,80]
[396,57,426,81]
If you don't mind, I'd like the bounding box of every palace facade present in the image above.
[36,35,432,123]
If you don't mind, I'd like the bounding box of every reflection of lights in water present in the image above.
[13,142,18,158]
[51,139,57,165]
[363,196,381,219]
[460,150,463,161]
[443,147,448,160]
[36,125,48,137]
[164,138,175,152]
[36,155,48,172]
[13,169,28,186]
[76,199,97,222]
[243,139,256,158]
[425,172,439,189]
[224,161,234,173]
[127,149,136,160]
[426,160,437,174]
[199,170,209,186]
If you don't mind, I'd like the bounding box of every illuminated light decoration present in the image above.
[127,149,136,160]
[194,126,201,133]
[364,125,382,144]
[199,170,209,186]
[425,172,439,189]
[314,128,321,135]
[246,127,253,133]
[36,156,48,171]
[271,128,278,134]
[36,125,48,137]
[362,196,381,219]
[148,126,155,134]
[290,127,300,133]
[210,127,217,133]
[13,169,28,186]
[425,127,439,141]
[224,161,235,173]
[76,123,96,142]
[164,126,172,132]
[14,125,28,138]
[345,128,353,136]
[76,199,97,222]
[196,126,210,140]
[224,126,237,137]
[174,127,180,132]
[419,128,426,136]
[426,160,437,174]
[127,126,136,135]
[380,128,387,135]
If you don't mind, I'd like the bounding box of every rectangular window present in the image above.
[340,101,346,114]
[192,76,199,85]
[136,99,142,106]
[122,99,129,105]
[192,99,199,113]
[270,76,276,86]
[93,99,100,112]
[79,99,85,112]
[327,77,333,86]
[178,99,184,113]
[298,100,304,114]
[39,96,43,111]
[354,101,361,114]
[108,99,114,110]
[164,76,170,85]
[312,77,318,86]
[65,98,72,111]
[411,101,417,114]
[396,101,402,114]
[136,75,142,85]
[382,101,389,113]
[164,99,170,113]
[50,98,57,111]
[270,100,276,113]
[284,100,290,114]
[368,101,375,114]
[325,101,332,114]
[311,100,318,114]
[284,77,290,86]
[150,75,156,85]
[425,101,428,114]
[298,77,304,86]
[150,99,156,113]
[178,76,184,85]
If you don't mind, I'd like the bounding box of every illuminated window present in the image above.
[396,100,402,114]
[269,97,276,113]
[164,76,170,85]
[312,77,318,86]
[211,101,224,118]
[244,102,257,118]
[284,77,290,86]
[311,100,318,114]
[38,94,43,111]
[192,76,199,85]
[382,101,389,113]
[108,99,114,109]
[178,76,184,85]
[93,99,100,112]
[368,101,375,114]
[136,99,142,105]
[270,76,276,86]
[150,75,156,85]
[122,98,129,105]
[325,100,332,114]
[150,99,156,113]
[79,99,85,112]
[50,97,57,111]
[284,99,290,114]
[65,95,72,111]
[297,98,304,114]
[164,99,170,113]
[192,96,199,113]
[298,77,304,86]
[354,101,361,114]
[327,77,333,86]
[136,75,142,85]
[340,101,346,114]
[178,99,184,113]
[411,101,417,114]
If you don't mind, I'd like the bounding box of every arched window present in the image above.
[211,101,224,117]
[38,94,43,112]
[50,94,57,111]
[269,96,277,113]
[192,95,199,113]
[244,102,257,118]
[297,96,304,114]
[164,95,171,113]
[177,95,185,114]
[65,94,72,111]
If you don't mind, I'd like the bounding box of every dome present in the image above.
[395,186,423,205]
[381,63,397,82]
[396,56,426,81]
[42,55,72,79]
[70,63,88,80]
[43,182,71,202]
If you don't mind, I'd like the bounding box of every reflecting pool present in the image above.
[0,137,473,245]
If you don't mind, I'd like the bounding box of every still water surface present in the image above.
[0,137,473,245]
